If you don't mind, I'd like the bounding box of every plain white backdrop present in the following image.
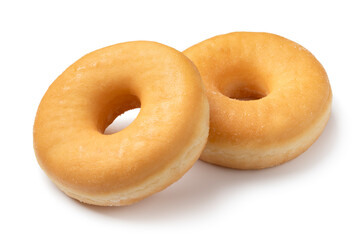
[1,0,359,239]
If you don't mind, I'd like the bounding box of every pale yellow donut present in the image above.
[184,32,332,169]
[34,41,209,206]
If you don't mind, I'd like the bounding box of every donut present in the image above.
[33,41,209,206]
[184,32,332,169]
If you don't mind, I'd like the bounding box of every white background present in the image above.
[1,0,359,239]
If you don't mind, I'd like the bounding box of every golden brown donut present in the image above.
[184,32,332,169]
[33,41,209,206]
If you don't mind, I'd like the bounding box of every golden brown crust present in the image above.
[184,32,332,169]
[34,41,209,205]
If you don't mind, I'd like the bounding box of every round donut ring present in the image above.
[34,41,209,206]
[184,32,332,169]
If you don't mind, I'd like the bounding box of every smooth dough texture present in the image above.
[34,41,209,206]
[184,32,332,169]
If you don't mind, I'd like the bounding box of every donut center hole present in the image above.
[226,88,266,101]
[99,94,141,135]
[221,81,268,101]
[104,108,140,135]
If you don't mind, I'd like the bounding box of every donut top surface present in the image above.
[34,41,208,196]
[184,32,332,148]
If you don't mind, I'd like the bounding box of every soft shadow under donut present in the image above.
[73,110,338,222]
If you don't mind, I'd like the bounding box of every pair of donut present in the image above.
[33,32,332,206]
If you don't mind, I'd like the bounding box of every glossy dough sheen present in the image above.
[34,41,209,206]
[184,32,332,169]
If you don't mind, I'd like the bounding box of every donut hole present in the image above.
[97,94,141,134]
[215,63,269,101]
[104,108,140,135]
[225,87,267,101]
[220,81,268,101]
